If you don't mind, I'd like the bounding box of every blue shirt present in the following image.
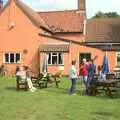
[88,64,96,77]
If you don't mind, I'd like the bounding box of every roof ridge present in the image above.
[88,18,120,22]
[0,1,10,16]
[15,0,53,33]
[37,9,81,13]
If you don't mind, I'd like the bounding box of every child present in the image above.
[97,65,103,80]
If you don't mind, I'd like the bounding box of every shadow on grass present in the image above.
[44,86,83,96]
[91,111,117,119]
[5,86,28,92]
[94,91,120,99]
[5,86,16,91]
[92,111,113,116]
[44,87,69,95]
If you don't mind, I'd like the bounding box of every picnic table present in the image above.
[90,73,120,97]
[95,79,119,97]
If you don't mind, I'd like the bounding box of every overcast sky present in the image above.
[3,0,120,18]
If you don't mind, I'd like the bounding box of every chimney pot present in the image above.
[0,0,3,9]
[78,0,86,11]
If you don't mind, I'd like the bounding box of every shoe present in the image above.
[30,89,34,92]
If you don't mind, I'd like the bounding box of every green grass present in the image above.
[0,77,120,120]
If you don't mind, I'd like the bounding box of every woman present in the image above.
[16,66,36,92]
[69,60,78,95]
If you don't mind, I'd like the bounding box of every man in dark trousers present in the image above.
[87,59,96,96]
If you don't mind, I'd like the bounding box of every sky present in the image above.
[2,0,120,18]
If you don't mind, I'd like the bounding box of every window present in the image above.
[117,52,120,66]
[4,53,21,64]
[47,53,64,65]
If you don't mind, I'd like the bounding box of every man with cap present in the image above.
[80,58,89,93]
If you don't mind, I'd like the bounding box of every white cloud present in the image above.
[21,0,77,11]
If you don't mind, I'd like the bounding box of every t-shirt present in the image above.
[69,65,77,79]
[80,63,88,76]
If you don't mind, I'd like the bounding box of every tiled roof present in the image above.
[86,18,120,42]
[15,0,51,32]
[86,44,120,51]
[1,0,85,34]
[0,0,52,33]
[40,44,70,52]
[37,10,84,33]
[0,0,9,15]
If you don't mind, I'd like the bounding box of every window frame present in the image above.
[47,52,64,66]
[116,52,120,67]
[3,53,21,64]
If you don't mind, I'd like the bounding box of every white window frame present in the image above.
[3,53,21,64]
[47,52,64,65]
[116,52,120,67]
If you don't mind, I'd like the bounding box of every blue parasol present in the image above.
[102,54,109,75]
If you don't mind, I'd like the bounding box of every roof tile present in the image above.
[87,18,120,42]
[38,10,84,33]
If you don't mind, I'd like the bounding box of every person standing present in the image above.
[87,59,96,96]
[79,58,88,89]
[69,60,78,95]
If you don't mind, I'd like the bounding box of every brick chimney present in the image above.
[78,0,86,11]
[0,0,3,10]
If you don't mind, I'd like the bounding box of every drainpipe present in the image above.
[69,41,72,70]
[83,19,87,36]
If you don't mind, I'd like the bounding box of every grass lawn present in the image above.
[0,77,120,120]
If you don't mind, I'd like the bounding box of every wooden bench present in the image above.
[31,74,46,89]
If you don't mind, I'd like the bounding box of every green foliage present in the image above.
[0,77,120,120]
[92,11,120,19]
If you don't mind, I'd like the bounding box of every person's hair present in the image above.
[1,64,4,68]
[71,60,76,65]
[82,58,86,62]
[98,65,102,71]
[89,59,94,63]
[23,66,29,71]
[16,66,20,73]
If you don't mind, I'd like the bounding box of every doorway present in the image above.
[79,53,91,64]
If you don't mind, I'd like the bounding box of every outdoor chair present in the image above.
[51,70,63,88]
[42,71,63,88]
[16,76,28,90]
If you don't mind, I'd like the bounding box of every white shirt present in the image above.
[69,65,77,79]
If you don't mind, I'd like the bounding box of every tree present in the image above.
[92,11,120,19]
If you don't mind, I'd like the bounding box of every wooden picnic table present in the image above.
[95,79,120,97]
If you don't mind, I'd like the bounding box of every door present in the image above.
[79,53,91,64]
